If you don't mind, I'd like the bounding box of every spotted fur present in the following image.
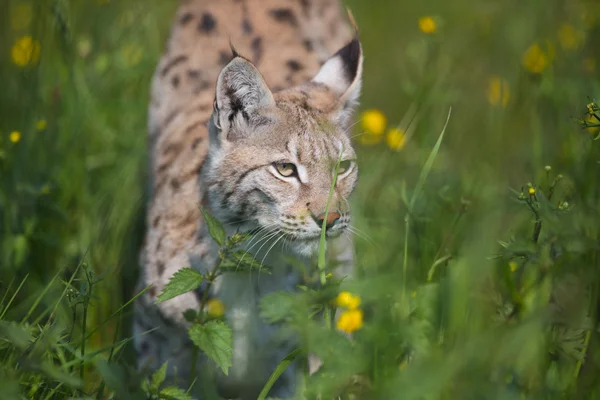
[134,1,362,398]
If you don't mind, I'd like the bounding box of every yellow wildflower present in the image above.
[528,187,536,195]
[10,3,33,31]
[36,119,47,131]
[335,291,361,310]
[386,128,406,151]
[41,184,51,195]
[361,109,387,136]
[336,309,364,334]
[418,16,437,34]
[486,76,510,107]
[10,131,21,143]
[509,261,518,272]
[584,113,600,135]
[557,24,585,51]
[522,43,549,74]
[11,35,41,67]
[206,298,225,318]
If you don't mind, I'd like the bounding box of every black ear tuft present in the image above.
[334,35,361,85]
[229,40,240,59]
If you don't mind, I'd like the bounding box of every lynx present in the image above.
[134,0,363,397]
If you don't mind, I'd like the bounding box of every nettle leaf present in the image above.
[220,250,270,273]
[200,207,226,246]
[150,362,168,392]
[259,292,297,323]
[156,268,203,303]
[189,321,233,375]
[159,386,194,400]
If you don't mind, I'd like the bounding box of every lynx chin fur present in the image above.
[133,0,363,398]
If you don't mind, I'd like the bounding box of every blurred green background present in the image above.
[2,0,600,398]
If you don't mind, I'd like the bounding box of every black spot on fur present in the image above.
[157,262,165,276]
[269,8,297,26]
[287,59,303,71]
[162,109,181,128]
[219,51,231,67]
[303,39,313,52]
[187,69,201,79]
[149,286,156,297]
[179,12,193,25]
[242,18,253,34]
[152,216,161,227]
[191,137,203,149]
[198,12,216,33]
[160,55,188,77]
[251,37,263,64]
[334,36,361,83]
[170,178,180,191]
[300,0,311,16]
[171,75,180,88]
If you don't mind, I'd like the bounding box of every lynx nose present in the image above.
[313,212,341,231]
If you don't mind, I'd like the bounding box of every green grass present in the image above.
[2,0,600,398]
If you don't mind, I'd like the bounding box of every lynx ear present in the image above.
[312,36,363,127]
[213,56,275,141]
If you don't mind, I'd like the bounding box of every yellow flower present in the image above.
[509,261,518,272]
[10,3,33,31]
[361,109,387,136]
[336,309,364,334]
[335,291,361,310]
[486,76,510,107]
[386,128,406,151]
[41,184,51,195]
[522,43,550,74]
[11,35,41,67]
[36,119,47,131]
[10,131,21,143]
[206,298,225,318]
[584,113,600,135]
[557,24,585,51]
[528,187,536,195]
[418,16,437,34]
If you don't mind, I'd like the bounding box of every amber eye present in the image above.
[336,160,353,175]
[274,162,298,178]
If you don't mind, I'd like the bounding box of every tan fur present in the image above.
[134,1,359,398]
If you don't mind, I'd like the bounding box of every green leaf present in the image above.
[200,207,226,246]
[156,268,203,303]
[188,321,233,375]
[257,348,303,400]
[259,292,297,323]
[220,250,270,273]
[159,386,194,400]
[150,362,168,392]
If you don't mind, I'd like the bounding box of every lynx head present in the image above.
[205,37,363,256]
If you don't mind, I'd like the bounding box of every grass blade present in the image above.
[257,348,303,400]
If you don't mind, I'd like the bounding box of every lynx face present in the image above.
[204,38,363,256]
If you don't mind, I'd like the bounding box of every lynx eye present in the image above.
[336,160,353,175]
[274,162,298,178]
